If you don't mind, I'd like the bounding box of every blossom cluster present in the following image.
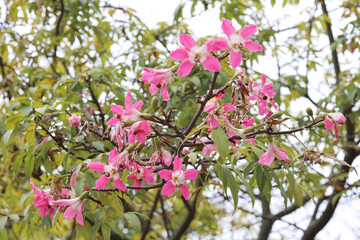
[30,18,346,226]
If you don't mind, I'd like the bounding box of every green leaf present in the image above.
[271,0,276,6]
[244,161,257,177]
[74,177,85,196]
[92,141,104,151]
[294,183,304,206]
[222,165,229,194]
[125,212,141,232]
[255,165,266,192]
[212,127,229,163]
[234,169,255,206]
[101,223,111,240]
[24,145,35,178]
[0,216,7,233]
[78,221,93,239]
[3,128,14,146]
[85,172,97,189]
[272,171,287,208]
[226,168,239,211]
[189,152,197,165]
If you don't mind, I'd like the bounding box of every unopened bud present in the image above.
[318,112,326,119]
[79,191,89,200]
[316,122,325,128]
[153,137,161,147]
[270,111,283,119]
[151,96,159,110]
[43,114,52,122]
[170,65,179,73]
[306,108,313,117]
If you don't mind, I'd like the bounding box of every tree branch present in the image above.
[319,0,341,85]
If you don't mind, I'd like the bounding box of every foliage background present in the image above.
[0,0,359,239]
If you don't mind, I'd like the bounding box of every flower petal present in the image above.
[149,84,158,95]
[328,112,346,125]
[173,156,182,172]
[160,83,170,101]
[161,181,176,196]
[258,148,275,166]
[110,104,124,115]
[205,39,229,52]
[113,176,127,191]
[239,24,257,39]
[95,175,110,189]
[229,50,242,68]
[179,34,197,50]
[158,169,173,180]
[170,48,189,61]
[87,162,106,173]
[181,184,190,200]
[177,60,195,77]
[324,116,333,133]
[183,169,198,180]
[221,19,236,38]
[334,124,339,138]
[107,117,120,126]
[202,54,221,72]
[134,101,143,110]
[244,40,263,52]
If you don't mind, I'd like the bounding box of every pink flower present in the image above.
[324,112,346,138]
[127,165,155,191]
[197,137,217,156]
[68,114,81,127]
[34,137,48,150]
[206,103,236,128]
[113,149,134,171]
[149,146,172,166]
[245,138,256,146]
[140,68,173,101]
[54,196,85,226]
[258,142,290,166]
[110,122,126,151]
[210,19,263,68]
[170,34,222,77]
[128,120,150,144]
[242,115,255,128]
[248,74,277,115]
[30,179,55,219]
[87,147,127,191]
[158,156,198,199]
[107,91,144,125]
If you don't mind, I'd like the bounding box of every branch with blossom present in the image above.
[29,18,351,230]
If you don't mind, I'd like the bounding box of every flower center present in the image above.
[229,34,244,52]
[189,46,207,63]
[134,168,144,180]
[171,171,185,187]
[104,165,117,178]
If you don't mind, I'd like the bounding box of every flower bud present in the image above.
[43,114,52,122]
[151,96,159,110]
[153,137,161,148]
[306,107,313,117]
[270,111,283,119]
[79,191,89,200]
